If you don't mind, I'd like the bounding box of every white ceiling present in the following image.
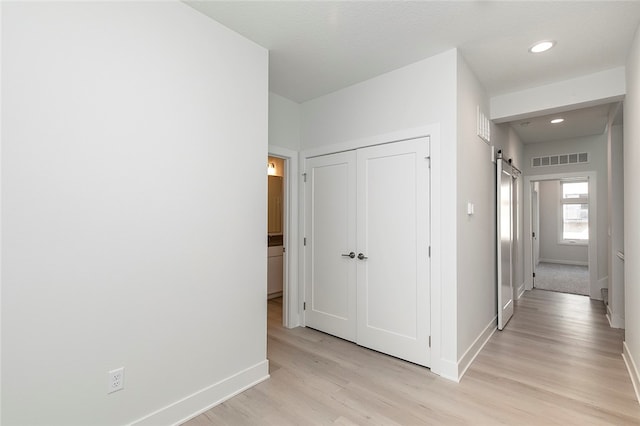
[185,1,640,143]
[510,103,615,144]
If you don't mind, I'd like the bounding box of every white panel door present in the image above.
[355,139,430,366]
[497,159,514,330]
[304,151,357,341]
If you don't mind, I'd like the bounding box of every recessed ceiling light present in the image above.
[529,40,556,53]
[550,118,564,124]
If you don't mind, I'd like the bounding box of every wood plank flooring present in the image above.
[184,290,640,425]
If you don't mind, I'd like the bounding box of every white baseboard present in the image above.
[131,360,270,426]
[433,358,459,383]
[457,316,497,381]
[538,258,588,266]
[267,291,283,300]
[606,305,625,329]
[597,276,608,290]
[622,341,640,405]
[516,283,525,299]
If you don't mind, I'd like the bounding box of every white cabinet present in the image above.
[267,244,283,297]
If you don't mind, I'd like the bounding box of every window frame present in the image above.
[558,180,589,245]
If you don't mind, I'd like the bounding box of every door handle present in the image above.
[341,252,356,259]
[357,253,368,260]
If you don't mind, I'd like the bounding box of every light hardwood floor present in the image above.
[185,290,640,425]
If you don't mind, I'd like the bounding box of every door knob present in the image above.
[357,253,368,260]
[341,252,356,259]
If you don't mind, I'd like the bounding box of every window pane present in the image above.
[563,182,588,199]
[563,203,588,240]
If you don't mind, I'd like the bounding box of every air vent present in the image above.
[531,152,589,168]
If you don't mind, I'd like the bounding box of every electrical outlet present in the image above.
[107,367,124,394]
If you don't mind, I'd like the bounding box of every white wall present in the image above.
[538,181,589,264]
[623,23,640,399]
[523,134,609,294]
[1,3,269,425]
[300,49,459,378]
[490,67,626,123]
[269,93,301,151]
[455,53,497,365]
[506,128,525,294]
[607,121,625,328]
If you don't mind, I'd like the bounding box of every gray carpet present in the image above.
[534,262,589,296]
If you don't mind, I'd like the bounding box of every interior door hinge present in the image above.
[303,302,306,310]
[533,272,536,278]
[304,237,307,246]
[428,246,431,258]
[428,336,431,348]
[532,231,536,238]
[302,172,307,182]
[425,156,431,168]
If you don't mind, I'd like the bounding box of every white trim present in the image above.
[516,283,526,300]
[606,305,625,329]
[130,360,270,426]
[597,276,608,301]
[538,258,588,266]
[268,145,300,328]
[300,125,438,159]
[622,341,640,405]
[524,172,598,299]
[457,316,497,381]
[557,241,589,247]
[299,123,448,379]
[435,359,459,383]
[426,124,444,379]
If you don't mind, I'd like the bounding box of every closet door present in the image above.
[356,138,431,366]
[304,151,357,341]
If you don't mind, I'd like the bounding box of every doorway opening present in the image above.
[267,155,288,329]
[524,172,597,299]
[266,147,300,329]
[531,179,590,296]
[267,156,285,302]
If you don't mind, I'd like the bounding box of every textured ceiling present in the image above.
[185,1,639,143]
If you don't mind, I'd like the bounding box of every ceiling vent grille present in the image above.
[531,152,588,168]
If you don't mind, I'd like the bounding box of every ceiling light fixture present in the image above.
[529,40,556,53]
[550,118,565,124]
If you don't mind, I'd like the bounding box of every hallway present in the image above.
[185,290,640,425]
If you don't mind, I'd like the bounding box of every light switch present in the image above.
[467,202,475,215]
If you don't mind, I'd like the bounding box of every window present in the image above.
[560,181,588,243]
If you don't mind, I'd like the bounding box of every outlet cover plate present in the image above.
[107,367,124,394]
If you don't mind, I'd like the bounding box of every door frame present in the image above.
[299,123,449,378]
[523,171,598,298]
[268,145,300,328]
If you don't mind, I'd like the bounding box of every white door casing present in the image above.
[532,183,540,273]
